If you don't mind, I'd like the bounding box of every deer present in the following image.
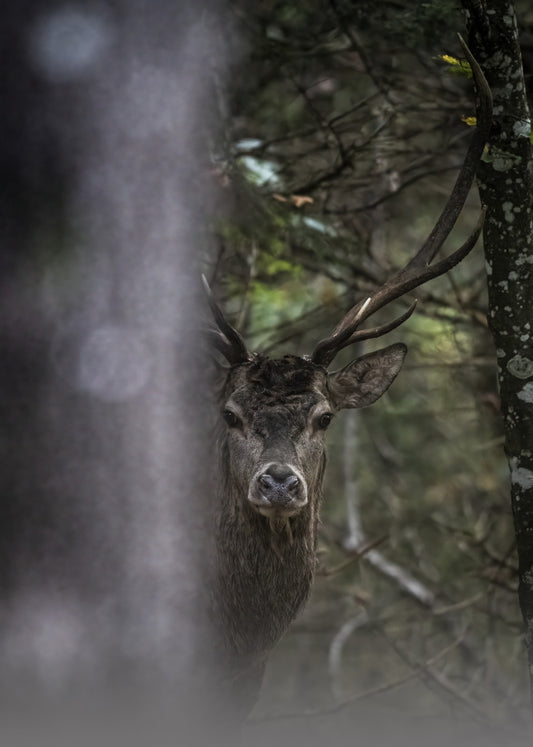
[206,40,492,719]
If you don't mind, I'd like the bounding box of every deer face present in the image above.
[220,345,406,519]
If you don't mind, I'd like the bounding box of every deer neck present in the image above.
[213,487,322,662]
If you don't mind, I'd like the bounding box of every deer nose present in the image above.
[248,463,308,516]
[258,464,301,506]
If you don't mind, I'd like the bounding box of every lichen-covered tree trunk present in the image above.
[462,0,533,699]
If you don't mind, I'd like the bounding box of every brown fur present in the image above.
[211,356,327,709]
[209,345,406,716]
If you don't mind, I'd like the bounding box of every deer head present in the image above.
[215,346,406,524]
[206,39,492,527]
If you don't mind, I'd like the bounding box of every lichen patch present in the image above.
[507,355,533,378]
[517,383,533,403]
[511,467,533,490]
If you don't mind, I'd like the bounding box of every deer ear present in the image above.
[327,343,407,410]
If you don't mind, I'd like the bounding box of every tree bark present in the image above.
[462,0,533,701]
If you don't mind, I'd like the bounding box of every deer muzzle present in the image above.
[248,462,308,517]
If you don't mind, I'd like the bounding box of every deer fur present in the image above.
[210,348,406,713]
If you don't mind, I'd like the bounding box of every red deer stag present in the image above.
[207,41,491,717]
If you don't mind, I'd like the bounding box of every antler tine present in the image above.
[311,38,492,368]
[346,204,485,336]
[313,207,484,364]
[204,327,239,363]
[202,275,250,365]
[335,300,418,350]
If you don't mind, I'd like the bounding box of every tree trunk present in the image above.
[462,0,533,702]
[0,1,228,742]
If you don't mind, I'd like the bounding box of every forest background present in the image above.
[207,0,533,738]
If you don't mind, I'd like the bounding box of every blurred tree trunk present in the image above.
[462,0,533,701]
[0,1,228,742]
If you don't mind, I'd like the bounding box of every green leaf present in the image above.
[264,258,299,276]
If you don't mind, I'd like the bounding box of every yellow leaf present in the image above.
[461,115,477,126]
[441,54,460,65]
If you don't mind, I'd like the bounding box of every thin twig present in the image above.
[249,633,466,723]
[319,534,389,577]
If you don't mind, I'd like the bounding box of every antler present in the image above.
[311,37,492,367]
[202,275,250,365]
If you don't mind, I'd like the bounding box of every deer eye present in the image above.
[316,412,333,430]
[222,409,242,429]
